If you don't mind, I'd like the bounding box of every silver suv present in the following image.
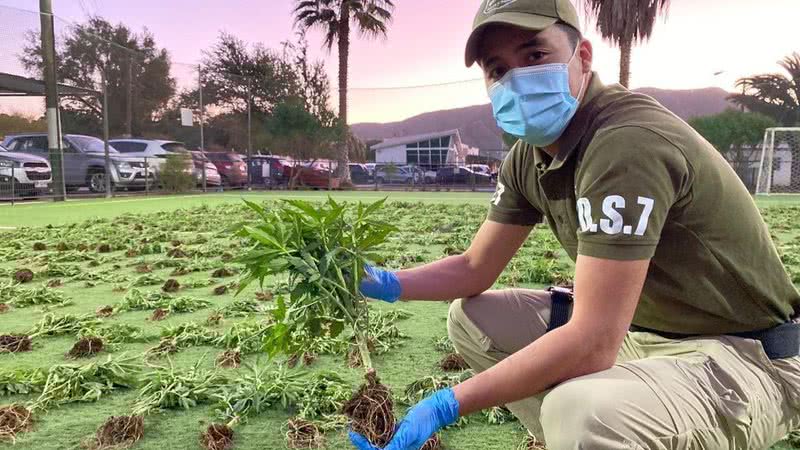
[2,134,153,193]
[0,143,52,197]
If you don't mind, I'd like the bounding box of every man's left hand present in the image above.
[349,388,460,450]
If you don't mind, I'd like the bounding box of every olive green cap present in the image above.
[465,0,581,67]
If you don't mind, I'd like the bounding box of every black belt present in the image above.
[546,287,800,360]
[630,322,800,360]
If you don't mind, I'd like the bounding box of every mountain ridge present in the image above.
[352,86,736,151]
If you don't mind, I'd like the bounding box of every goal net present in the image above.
[755,128,800,195]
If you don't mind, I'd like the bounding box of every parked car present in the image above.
[204,152,248,186]
[375,165,422,185]
[245,155,287,187]
[2,134,152,193]
[283,162,340,189]
[0,143,52,197]
[109,139,193,176]
[435,166,493,185]
[348,163,373,184]
[189,151,222,187]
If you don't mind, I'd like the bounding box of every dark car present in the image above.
[204,152,248,186]
[246,155,287,187]
[283,162,340,189]
[348,163,373,184]
[435,166,493,185]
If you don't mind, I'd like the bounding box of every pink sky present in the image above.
[1,0,798,123]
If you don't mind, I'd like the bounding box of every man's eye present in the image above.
[490,67,507,80]
[527,52,546,63]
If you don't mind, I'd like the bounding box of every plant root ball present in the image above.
[439,353,469,372]
[67,337,104,358]
[200,423,234,450]
[0,335,32,353]
[286,418,324,449]
[90,415,144,449]
[14,269,34,284]
[162,279,181,293]
[342,370,395,448]
[0,404,34,443]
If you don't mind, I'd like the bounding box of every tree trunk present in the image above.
[336,5,352,184]
[125,56,133,137]
[619,39,632,88]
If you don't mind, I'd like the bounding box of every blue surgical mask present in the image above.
[488,50,586,147]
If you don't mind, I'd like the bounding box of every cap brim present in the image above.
[465,12,558,67]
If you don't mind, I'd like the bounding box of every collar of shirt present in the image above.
[533,72,607,174]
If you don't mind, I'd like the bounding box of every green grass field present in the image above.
[1,192,799,450]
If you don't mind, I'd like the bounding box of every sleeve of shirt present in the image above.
[487,142,543,226]
[575,126,692,260]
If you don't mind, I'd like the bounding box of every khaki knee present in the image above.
[541,379,638,450]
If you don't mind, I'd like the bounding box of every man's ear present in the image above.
[579,39,593,74]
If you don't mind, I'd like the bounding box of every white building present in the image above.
[372,130,478,167]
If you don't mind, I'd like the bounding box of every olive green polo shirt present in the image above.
[489,73,800,334]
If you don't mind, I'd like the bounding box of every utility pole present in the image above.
[247,78,252,191]
[40,0,65,201]
[198,65,206,192]
[101,68,111,198]
[126,55,133,137]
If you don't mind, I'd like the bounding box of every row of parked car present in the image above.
[0,133,499,197]
[0,134,255,196]
[347,163,497,185]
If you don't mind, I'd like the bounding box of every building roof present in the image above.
[0,72,99,97]
[372,129,460,151]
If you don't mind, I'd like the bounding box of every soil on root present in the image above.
[133,224,143,231]
[77,243,90,252]
[47,279,63,288]
[33,242,47,251]
[287,354,300,369]
[439,353,469,372]
[135,264,153,274]
[0,335,32,353]
[255,291,273,302]
[200,423,234,450]
[125,249,139,258]
[96,305,114,318]
[342,370,396,448]
[14,269,34,284]
[0,304,8,314]
[97,244,112,253]
[67,337,104,358]
[212,268,234,278]
[150,308,168,321]
[89,415,144,450]
[170,240,182,247]
[286,418,323,449]
[206,311,223,326]
[216,349,241,368]
[303,353,317,366]
[146,338,178,359]
[213,285,228,296]
[167,248,188,258]
[56,242,69,252]
[170,267,190,276]
[0,405,34,443]
[162,279,181,293]
[221,253,233,262]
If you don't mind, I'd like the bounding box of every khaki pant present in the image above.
[447,289,800,450]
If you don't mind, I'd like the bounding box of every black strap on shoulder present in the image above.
[547,287,573,332]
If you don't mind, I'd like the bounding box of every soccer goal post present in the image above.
[755,127,800,195]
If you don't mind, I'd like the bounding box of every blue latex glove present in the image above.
[359,265,402,303]
[349,388,460,450]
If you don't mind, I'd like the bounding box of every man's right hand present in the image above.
[360,265,401,303]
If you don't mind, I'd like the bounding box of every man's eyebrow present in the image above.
[516,36,545,52]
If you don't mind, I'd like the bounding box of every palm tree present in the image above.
[293,0,395,183]
[581,0,671,88]
[729,52,800,127]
